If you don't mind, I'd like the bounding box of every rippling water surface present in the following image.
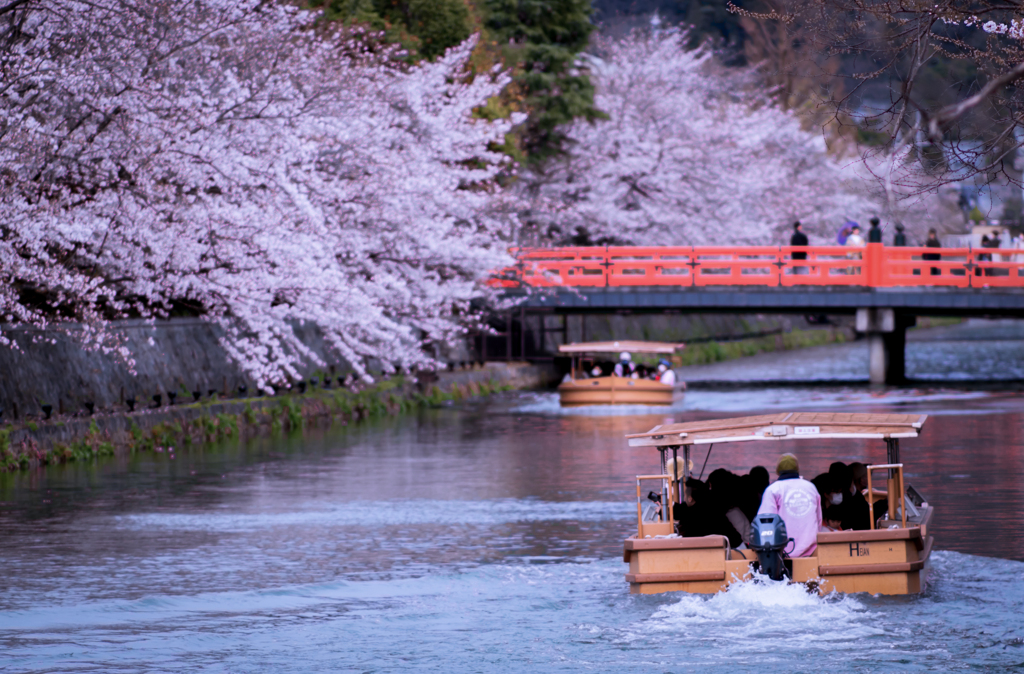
[677,318,1024,383]
[2,330,1024,671]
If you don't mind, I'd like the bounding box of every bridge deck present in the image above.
[509,286,1024,316]
[494,245,1024,316]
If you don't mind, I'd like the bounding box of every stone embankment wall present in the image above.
[0,314,834,421]
[0,362,550,473]
[0,318,352,422]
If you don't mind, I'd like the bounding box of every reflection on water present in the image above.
[513,386,1018,415]
[677,319,1024,383]
[1,380,1024,670]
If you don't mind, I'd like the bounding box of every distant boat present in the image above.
[557,340,685,407]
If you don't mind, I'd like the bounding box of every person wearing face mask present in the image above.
[812,473,844,510]
[613,352,637,378]
[829,462,871,530]
[847,462,880,530]
[656,359,676,386]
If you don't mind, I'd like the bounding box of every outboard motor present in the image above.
[749,514,793,581]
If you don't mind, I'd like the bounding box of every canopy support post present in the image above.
[886,438,900,521]
[682,446,691,504]
[698,444,715,480]
[671,446,680,504]
[657,448,668,518]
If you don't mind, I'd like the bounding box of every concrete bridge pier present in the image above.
[857,308,914,385]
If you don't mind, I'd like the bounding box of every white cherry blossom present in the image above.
[0,0,520,387]
[522,30,879,245]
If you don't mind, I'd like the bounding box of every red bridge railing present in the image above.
[488,244,1024,289]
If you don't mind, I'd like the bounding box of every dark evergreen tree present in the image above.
[484,0,605,163]
[591,0,745,61]
[314,0,471,60]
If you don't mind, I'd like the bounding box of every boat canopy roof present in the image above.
[558,340,684,355]
[626,413,927,448]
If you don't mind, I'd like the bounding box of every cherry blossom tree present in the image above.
[733,0,1024,192]
[0,0,521,387]
[521,29,880,245]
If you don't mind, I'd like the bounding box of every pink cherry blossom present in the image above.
[0,1,521,388]
[521,30,879,245]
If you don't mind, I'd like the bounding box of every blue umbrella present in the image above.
[837,220,858,245]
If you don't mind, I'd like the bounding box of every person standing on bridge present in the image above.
[990,230,1004,276]
[846,224,865,249]
[923,228,942,276]
[868,217,883,243]
[891,222,910,276]
[790,221,809,275]
[845,224,865,275]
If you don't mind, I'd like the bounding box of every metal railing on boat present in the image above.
[866,463,907,529]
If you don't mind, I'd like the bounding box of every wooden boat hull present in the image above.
[558,376,679,407]
[624,524,933,596]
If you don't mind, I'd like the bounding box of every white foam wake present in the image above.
[640,576,883,652]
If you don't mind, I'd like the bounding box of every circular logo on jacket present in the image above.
[784,489,815,517]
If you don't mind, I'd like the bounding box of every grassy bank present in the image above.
[673,318,963,368]
[675,328,849,367]
[0,365,546,473]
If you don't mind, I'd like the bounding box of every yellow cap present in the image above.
[776,453,799,474]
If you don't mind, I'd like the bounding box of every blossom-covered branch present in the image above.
[0,0,522,387]
[735,0,1024,191]
[521,30,879,246]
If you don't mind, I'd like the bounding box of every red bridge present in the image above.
[490,244,1024,289]
[490,244,1024,385]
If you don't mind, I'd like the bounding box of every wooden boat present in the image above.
[622,412,934,595]
[557,340,685,407]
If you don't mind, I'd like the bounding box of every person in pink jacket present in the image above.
[757,454,822,557]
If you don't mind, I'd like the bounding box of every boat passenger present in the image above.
[656,359,676,386]
[707,467,732,489]
[847,462,881,530]
[812,473,842,508]
[708,469,751,545]
[828,462,852,501]
[850,461,868,492]
[673,478,743,547]
[829,462,869,530]
[820,506,844,532]
[613,352,637,378]
[740,465,770,521]
[757,454,821,557]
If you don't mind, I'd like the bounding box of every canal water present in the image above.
[2,326,1024,672]
[677,318,1024,384]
